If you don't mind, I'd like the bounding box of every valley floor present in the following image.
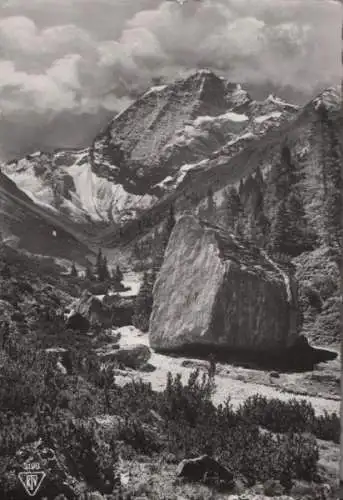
[111,326,340,417]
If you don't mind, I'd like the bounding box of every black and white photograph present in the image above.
[0,0,342,498]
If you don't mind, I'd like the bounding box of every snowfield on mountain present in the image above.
[2,71,300,228]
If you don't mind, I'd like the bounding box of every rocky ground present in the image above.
[89,325,340,499]
[103,325,340,418]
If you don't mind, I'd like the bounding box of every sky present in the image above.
[0,0,341,159]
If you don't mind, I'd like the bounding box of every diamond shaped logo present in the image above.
[18,470,46,496]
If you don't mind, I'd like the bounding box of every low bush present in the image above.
[0,241,338,495]
[237,394,339,444]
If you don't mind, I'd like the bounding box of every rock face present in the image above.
[71,290,113,328]
[2,71,298,229]
[0,170,91,265]
[103,295,135,327]
[66,311,91,333]
[98,344,151,369]
[150,215,300,358]
[177,454,234,486]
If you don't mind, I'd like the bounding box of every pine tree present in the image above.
[269,191,316,256]
[96,248,103,280]
[270,143,296,201]
[226,187,242,231]
[100,255,110,282]
[132,271,155,332]
[318,105,342,248]
[268,200,290,255]
[165,204,175,236]
[112,265,123,288]
[85,264,94,281]
[96,249,110,281]
[238,179,244,197]
[206,187,215,217]
[70,262,77,278]
[153,205,176,272]
[255,211,270,246]
[254,165,264,187]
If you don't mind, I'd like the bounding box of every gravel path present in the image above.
[112,326,340,416]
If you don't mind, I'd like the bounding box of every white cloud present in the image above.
[0,0,340,158]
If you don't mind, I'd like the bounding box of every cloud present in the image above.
[0,0,340,158]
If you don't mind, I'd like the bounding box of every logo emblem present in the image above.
[18,466,46,496]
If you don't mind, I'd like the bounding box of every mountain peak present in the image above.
[311,86,341,112]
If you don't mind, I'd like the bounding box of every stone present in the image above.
[70,290,113,328]
[150,215,300,360]
[263,479,285,496]
[176,454,234,486]
[97,344,151,369]
[103,296,135,327]
[139,362,156,372]
[66,311,90,333]
[96,344,121,362]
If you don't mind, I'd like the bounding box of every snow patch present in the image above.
[254,111,282,124]
[67,161,156,223]
[144,84,167,97]
[265,94,298,110]
[221,111,249,123]
[175,162,200,185]
[152,176,174,189]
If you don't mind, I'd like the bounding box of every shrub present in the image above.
[237,394,339,444]
[313,411,340,443]
[237,395,316,434]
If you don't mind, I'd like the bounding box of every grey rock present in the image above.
[97,344,151,369]
[176,454,234,486]
[150,215,300,358]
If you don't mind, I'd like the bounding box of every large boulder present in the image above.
[150,215,300,360]
[97,344,151,369]
[177,454,234,486]
[70,290,113,328]
[103,295,135,327]
[65,311,90,333]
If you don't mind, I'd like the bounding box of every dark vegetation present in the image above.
[0,243,340,499]
[132,205,175,332]
[1,113,341,497]
[125,136,340,344]
[0,331,339,499]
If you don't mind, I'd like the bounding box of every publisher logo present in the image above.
[18,462,46,497]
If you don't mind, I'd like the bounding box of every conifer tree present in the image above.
[132,271,155,332]
[85,264,94,281]
[254,165,264,187]
[226,187,242,231]
[154,204,176,272]
[206,187,215,215]
[112,265,123,288]
[96,248,103,280]
[96,249,110,281]
[101,255,110,281]
[165,204,175,237]
[318,105,342,248]
[269,192,316,256]
[268,200,290,255]
[70,262,77,278]
[270,143,296,201]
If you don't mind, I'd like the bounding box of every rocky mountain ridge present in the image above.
[0,170,92,264]
[2,70,300,229]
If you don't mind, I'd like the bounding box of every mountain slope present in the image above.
[2,71,298,228]
[96,84,342,346]
[0,170,93,264]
